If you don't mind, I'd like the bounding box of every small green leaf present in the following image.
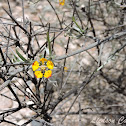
[72,16,84,34]
[13,54,20,62]
[16,49,27,62]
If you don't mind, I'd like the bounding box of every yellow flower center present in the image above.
[40,66,46,71]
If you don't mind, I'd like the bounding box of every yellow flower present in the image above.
[32,61,39,71]
[40,58,47,65]
[32,58,54,79]
[34,71,43,78]
[64,67,68,72]
[44,70,52,78]
[59,0,65,5]
[47,60,54,69]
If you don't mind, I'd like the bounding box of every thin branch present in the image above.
[55,31,126,60]
[47,0,62,29]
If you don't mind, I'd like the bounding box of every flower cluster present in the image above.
[32,58,54,78]
[59,0,65,6]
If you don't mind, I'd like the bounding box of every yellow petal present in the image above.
[32,61,39,71]
[34,71,43,78]
[44,70,52,78]
[47,60,54,69]
[59,0,65,5]
[39,58,47,65]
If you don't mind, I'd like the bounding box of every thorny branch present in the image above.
[0,0,126,125]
